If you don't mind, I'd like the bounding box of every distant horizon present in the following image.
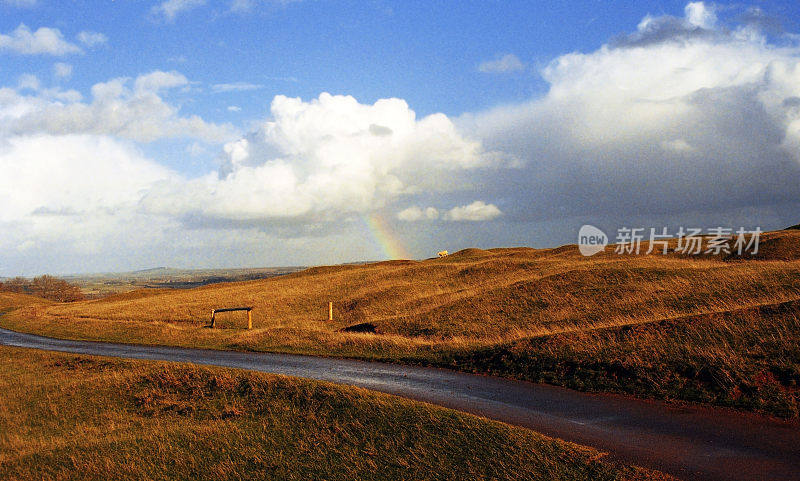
[1,220,796,278]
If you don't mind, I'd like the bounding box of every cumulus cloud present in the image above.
[0,24,81,55]
[142,93,497,224]
[397,206,439,222]
[0,135,173,225]
[0,132,186,273]
[478,53,525,74]
[151,0,206,21]
[53,62,73,80]
[445,201,502,221]
[133,70,188,93]
[610,2,724,49]
[398,202,502,222]
[17,73,39,91]
[460,1,800,224]
[76,31,108,48]
[684,2,716,29]
[6,1,800,275]
[1,71,235,142]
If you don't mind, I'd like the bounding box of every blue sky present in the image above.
[10,1,798,122]
[2,0,800,275]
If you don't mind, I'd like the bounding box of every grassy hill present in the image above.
[0,291,51,311]
[0,347,669,481]
[59,265,306,298]
[3,228,800,417]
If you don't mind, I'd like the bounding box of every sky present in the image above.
[2,0,800,275]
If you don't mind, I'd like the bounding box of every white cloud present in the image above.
[228,105,242,112]
[53,62,73,80]
[1,71,235,143]
[0,132,184,273]
[133,70,188,93]
[478,53,525,74]
[17,73,39,91]
[459,1,800,223]
[0,134,173,224]
[76,31,108,48]
[397,206,439,221]
[399,202,504,222]
[142,93,495,223]
[212,82,265,93]
[445,201,502,221]
[685,2,716,29]
[151,0,207,21]
[660,138,695,154]
[0,24,81,55]
[5,1,800,275]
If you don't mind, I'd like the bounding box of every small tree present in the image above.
[30,275,85,302]
[2,277,29,294]
[0,275,84,302]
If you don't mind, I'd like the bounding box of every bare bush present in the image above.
[0,275,84,302]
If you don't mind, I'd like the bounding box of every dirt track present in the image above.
[1,327,798,481]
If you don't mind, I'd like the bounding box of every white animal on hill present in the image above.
[437,250,448,257]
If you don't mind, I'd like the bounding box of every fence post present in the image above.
[328,301,333,321]
[210,309,216,328]
[248,309,252,329]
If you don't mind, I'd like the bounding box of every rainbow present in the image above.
[364,212,413,260]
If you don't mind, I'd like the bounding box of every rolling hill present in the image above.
[2,228,800,417]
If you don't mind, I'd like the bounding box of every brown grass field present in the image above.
[0,346,671,481]
[2,228,800,417]
[61,266,306,299]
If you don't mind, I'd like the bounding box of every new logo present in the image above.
[578,225,608,256]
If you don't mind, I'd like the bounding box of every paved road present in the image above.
[1,327,798,481]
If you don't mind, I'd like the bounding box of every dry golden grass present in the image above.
[7,230,800,347]
[442,299,800,417]
[2,228,800,416]
[0,290,51,311]
[0,346,671,481]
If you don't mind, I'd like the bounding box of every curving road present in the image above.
[1,327,798,481]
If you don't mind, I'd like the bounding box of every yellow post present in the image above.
[247,310,252,330]
[210,309,215,328]
[328,302,333,321]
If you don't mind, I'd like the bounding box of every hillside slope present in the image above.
[3,228,800,416]
[1,347,669,481]
[13,229,800,336]
[0,291,50,311]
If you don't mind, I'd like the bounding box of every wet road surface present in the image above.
[1,327,798,481]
